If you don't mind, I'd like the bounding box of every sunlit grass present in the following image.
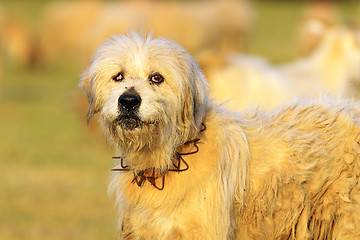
[0,165,117,240]
[248,1,309,63]
[0,62,118,239]
[249,0,359,63]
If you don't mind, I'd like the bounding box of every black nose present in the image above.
[118,92,141,112]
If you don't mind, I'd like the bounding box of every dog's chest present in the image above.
[120,189,212,239]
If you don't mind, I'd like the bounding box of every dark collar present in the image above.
[111,123,206,190]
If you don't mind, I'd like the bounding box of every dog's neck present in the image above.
[111,123,206,190]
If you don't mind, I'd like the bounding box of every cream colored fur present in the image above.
[80,32,360,239]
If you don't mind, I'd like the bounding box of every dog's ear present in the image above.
[79,68,100,124]
[191,65,209,128]
[183,57,209,132]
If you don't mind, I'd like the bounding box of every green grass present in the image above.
[0,1,358,239]
[0,62,118,239]
[248,0,360,63]
[248,1,309,63]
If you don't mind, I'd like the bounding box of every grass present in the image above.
[248,1,309,63]
[0,62,118,239]
[0,0,358,239]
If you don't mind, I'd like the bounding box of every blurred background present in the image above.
[1,0,359,239]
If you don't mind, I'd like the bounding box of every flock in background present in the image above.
[1,0,360,111]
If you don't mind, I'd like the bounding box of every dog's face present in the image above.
[79,33,208,152]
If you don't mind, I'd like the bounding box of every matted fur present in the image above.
[80,32,360,239]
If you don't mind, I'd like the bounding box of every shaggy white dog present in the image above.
[80,32,360,239]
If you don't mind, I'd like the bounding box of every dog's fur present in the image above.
[80,32,360,239]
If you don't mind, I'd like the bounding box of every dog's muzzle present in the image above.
[118,91,141,113]
[115,90,142,130]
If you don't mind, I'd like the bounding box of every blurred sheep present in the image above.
[298,0,339,53]
[38,0,252,67]
[206,54,299,110]
[207,26,360,111]
[281,26,360,98]
[0,6,34,67]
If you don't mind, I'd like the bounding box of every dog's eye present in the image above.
[112,72,124,82]
[150,73,164,84]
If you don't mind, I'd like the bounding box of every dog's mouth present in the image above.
[113,114,157,130]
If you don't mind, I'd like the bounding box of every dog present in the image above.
[79,32,360,239]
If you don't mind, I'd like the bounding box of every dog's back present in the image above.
[234,98,360,239]
[81,32,360,239]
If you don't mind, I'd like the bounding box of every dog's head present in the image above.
[79,32,209,152]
